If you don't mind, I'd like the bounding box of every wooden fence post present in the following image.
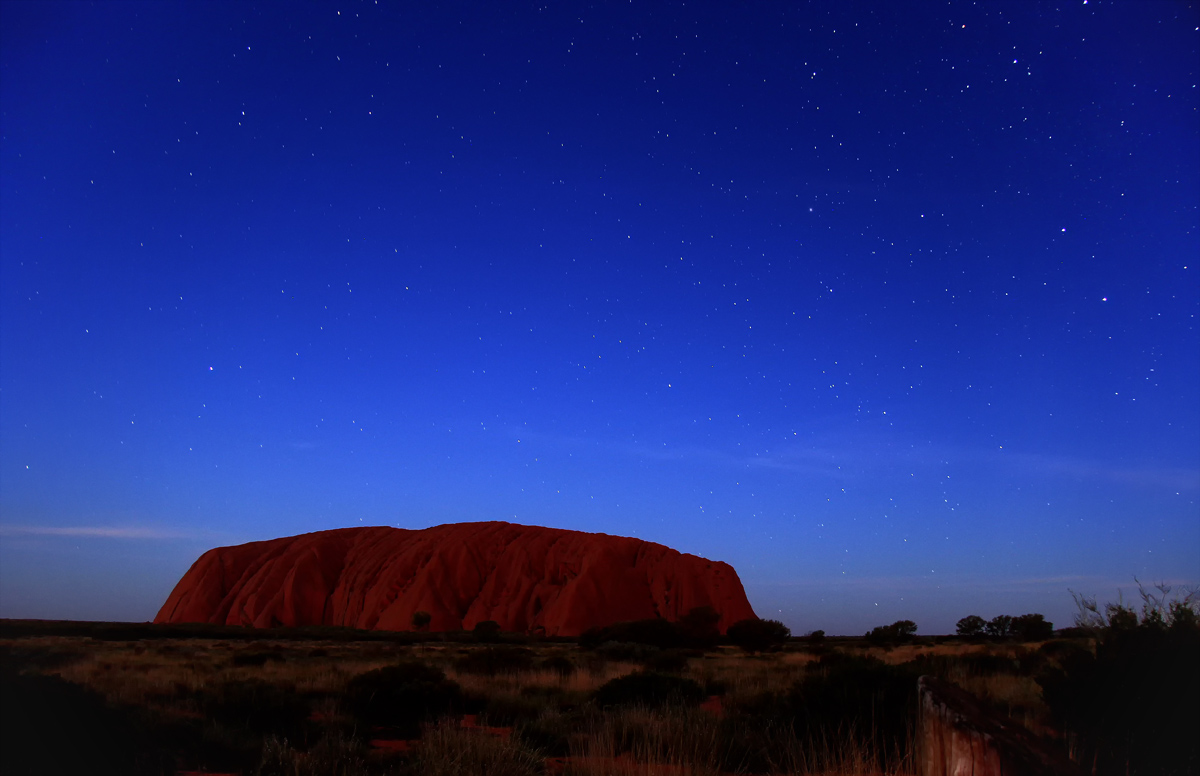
[917,675,1083,776]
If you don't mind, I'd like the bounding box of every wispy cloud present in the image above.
[995,450,1200,491]
[502,421,1199,491]
[0,525,195,540]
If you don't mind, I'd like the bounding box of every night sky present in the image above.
[2,1,1197,635]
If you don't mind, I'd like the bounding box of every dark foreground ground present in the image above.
[0,618,1195,776]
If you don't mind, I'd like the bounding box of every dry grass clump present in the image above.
[257,730,371,776]
[416,720,545,776]
[566,704,727,776]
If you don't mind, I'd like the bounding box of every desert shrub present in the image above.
[1037,638,1090,663]
[454,646,535,676]
[1,668,143,775]
[1039,619,1199,775]
[515,709,581,757]
[727,618,792,652]
[417,719,544,776]
[580,618,684,650]
[411,611,432,631]
[644,649,691,673]
[806,629,826,644]
[472,620,502,642]
[676,605,722,648]
[864,619,917,646]
[344,662,463,737]
[1011,613,1054,641]
[592,671,706,709]
[538,654,575,678]
[517,684,571,709]
[482,692,547,726]
[956,615,987,637]
[202,678,308,740]
[595,640,662,663]
[0,643,86,672]
[960,652,1021,674]
[231,650,286,667]
[787,652,918,770]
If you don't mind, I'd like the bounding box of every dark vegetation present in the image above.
[0,667,148,775]
[592,671,706,709]
[864,619,917,645]
[725,617,792,652]
[0,587,1194,775]
[578,610,790,653]
[955,613,1054,641]
[1036,583,1199,776]
[345,663,465,738]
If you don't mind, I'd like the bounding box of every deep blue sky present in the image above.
[2,1,1197,635]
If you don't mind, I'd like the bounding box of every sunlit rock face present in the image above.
[154,521,757,636]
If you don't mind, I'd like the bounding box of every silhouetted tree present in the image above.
[1011,613,1053,641]
[866,619,917,645]
[727,618,791,652]
[956,615,986,637]
[984,614,1013,638]
[411,610,432,631]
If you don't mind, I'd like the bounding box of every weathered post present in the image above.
[918,675,1082,776]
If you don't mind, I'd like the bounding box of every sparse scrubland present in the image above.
[1,589,1196,776]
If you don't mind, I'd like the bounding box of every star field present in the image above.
[1,1,1197,633]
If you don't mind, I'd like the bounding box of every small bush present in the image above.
[592,671,706,709]
[1011,613,1053,641]
[595,641,662,663]
[727,618,791,652]
[539,654,575,678]
[482,693,547,725]
[454,646,535,676]
[202,678,309,740]
[231,650,285,667]
[865,620,917,645]
[344,662,463,737]
[580,618,684,650]
[676,606,722,647]
[515,710,577,757]
[473,620,502,642]
[644,649,691,673]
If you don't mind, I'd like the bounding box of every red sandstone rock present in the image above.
[154,522,757,636]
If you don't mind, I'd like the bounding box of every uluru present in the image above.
[155,521,757,636]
